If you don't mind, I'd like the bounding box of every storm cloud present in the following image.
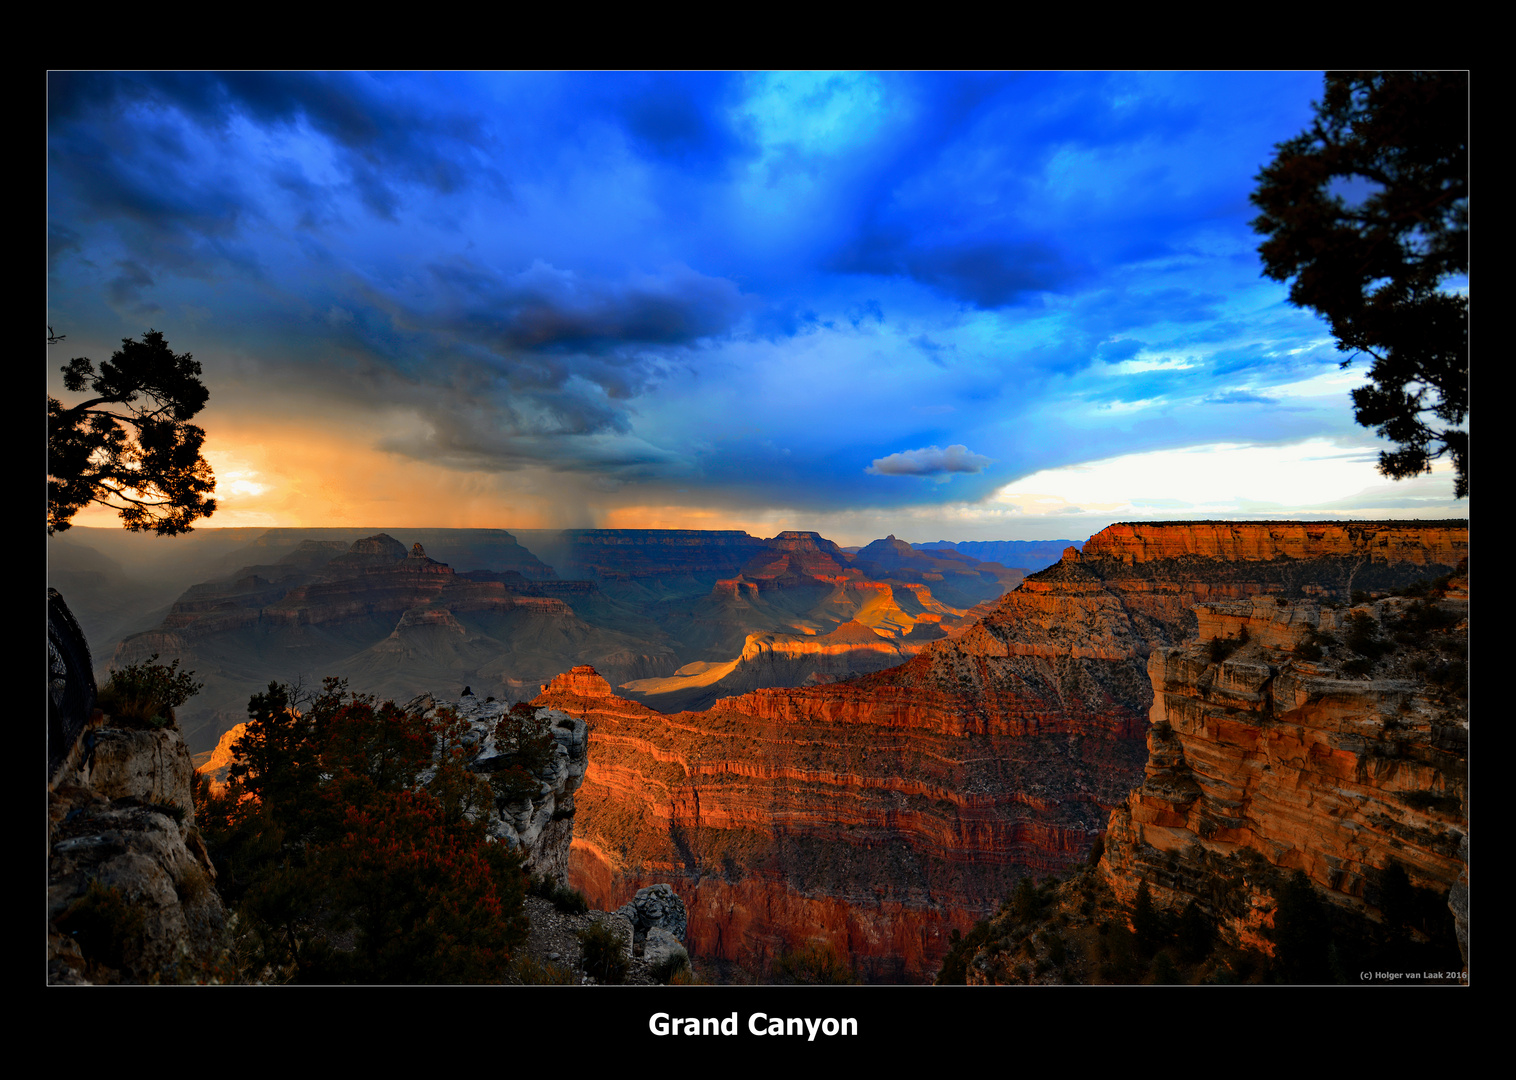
[48,70,1458,540]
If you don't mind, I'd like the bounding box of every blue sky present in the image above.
[47,71,1467,545]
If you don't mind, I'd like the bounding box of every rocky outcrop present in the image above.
[1099,580,1468,961]
[402,692,589,885]
[49,721,228,983]
[87,728,200,824]
[618,883,689,945]
[618,621,926,713]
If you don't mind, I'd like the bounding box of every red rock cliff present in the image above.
[542,521,1467,981]
[1100,577,1468,960]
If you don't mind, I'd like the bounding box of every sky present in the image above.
[47,71,1468,547]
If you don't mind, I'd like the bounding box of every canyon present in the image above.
[540,521,1467,981]
[75,527,1023,756]
[49,518,1469,983]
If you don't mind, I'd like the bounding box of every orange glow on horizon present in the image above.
[60,419,789,535]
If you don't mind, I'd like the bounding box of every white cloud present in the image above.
[990,438,1457,517]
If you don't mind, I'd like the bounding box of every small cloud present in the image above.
[1097,338,1145,363]
[1205,389,1278,405]
[867,444,992,478]
[910,334,953,367]
[846,299,884,327]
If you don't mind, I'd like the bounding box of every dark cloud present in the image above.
[422,259,750,357]
[846,299,884,327]
[106,260,161,315]
[603,72,747,169]
[47,71,499,272]
[750,302,823,342]
[830,231,1085,309]
[1096,338,1146,363]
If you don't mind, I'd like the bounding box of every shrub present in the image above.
[1344,612,1392,661]
[97,654,203,728]
[203,678,531,984]
[1150,950,1184,984]
[1132,880,1164,957]
[55,880,147,972]
[1009,875,1051,923]
[486,709,559,805]
[1268,871,1332,983]
[650,951,692,984]
[544,882,589,915]
[514,956,574,984]
[578,920,629,984]
[772,942,854,984]
[1178,900,1214,963]
[1208,635,1243,663]
[936,920,992,984]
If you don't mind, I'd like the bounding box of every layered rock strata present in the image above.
[539,665,1142,981]
[116,534,676,753]
[540,521,1466,982]
[1100,583,1468,959]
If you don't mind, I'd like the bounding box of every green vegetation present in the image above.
[1251,72,1467,498]
[649,950,694,984]
[577,920,630,984]
[97,653,204,728]
[933,849,1462,986]
[531,875,590,915]
[935,920,993,984]
[484,703,559,803]
[193,678,528,983]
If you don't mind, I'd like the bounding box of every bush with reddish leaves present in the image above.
[195,679,527,983]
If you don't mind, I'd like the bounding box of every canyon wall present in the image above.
[1100,577,1468,961]
[114,534,678,753]
[540,520,1466,981]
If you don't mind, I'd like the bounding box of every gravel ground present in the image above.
[511,895,670,985]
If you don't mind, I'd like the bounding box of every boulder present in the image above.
[617,883,688,944]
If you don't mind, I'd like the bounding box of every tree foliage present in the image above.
[48,328,217,535]
[195,679,528,983]
[1251,72,1467,497]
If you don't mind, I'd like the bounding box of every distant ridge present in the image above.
[913,539,1084,573]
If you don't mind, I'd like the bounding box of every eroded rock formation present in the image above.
[49,723,229,983]
[115,533,678,753]
[1099,579,1468,962]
